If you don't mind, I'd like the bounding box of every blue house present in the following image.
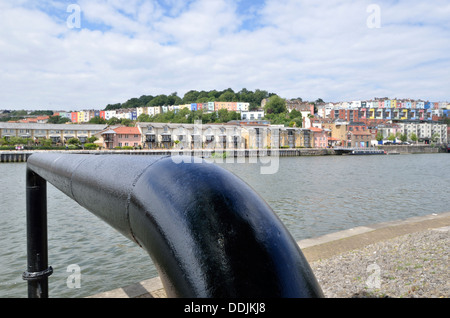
[385,109,392,119]
[190,103,198,111]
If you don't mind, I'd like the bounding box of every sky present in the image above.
[0,0,449,111]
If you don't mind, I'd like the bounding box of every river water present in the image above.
[0,153,449,298]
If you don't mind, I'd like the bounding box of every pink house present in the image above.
[101,126,142,149]
[309,127,328,148]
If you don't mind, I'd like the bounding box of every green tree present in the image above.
[264,95,286,114]
[89,116,106,124]
[84,143,98,150]
[376,132,384,142]
[148,95,168,107]
[120,118,134,127]
[107,117,121,125]
[399,134,408,142]
[182,90,200,104]
[167,92,182,106]
[388,133,396,141]
[87,136,98,143]
[137,114,152,122]
[67,138,80,145]
[431,133,440,143]
[48,115,70,124]
[30,110,53,116]
[251,89,269,110]
[218,91,237,102]
[104,103,122,110]
[410,133,418,144]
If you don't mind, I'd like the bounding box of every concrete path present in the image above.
[88,211,450,298]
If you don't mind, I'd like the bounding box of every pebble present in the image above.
[309,229,449,298]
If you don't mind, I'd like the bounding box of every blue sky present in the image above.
[0,0,449,110]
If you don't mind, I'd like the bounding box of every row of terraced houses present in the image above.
[1,117,447,151]
[1,97,448,149]
[51,102,254,124]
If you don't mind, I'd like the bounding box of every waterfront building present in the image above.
[100,126,142,149]
[137,122,248,150]
[321,119,348,147]
[309,127,329,148]
[398,121,448,144]
[345,122,373,148]
[0,122,107,145]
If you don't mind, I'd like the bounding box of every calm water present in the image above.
[0,154,449,298]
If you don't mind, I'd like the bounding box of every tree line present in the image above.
[104,88,277,111]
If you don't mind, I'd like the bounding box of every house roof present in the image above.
[309,127,324,132]
[101,129,117,135]
[114,126,140,134]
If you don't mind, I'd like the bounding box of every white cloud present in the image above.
[0,0,449,110]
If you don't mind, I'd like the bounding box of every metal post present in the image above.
[23,168,53,298]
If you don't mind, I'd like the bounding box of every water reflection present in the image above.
[1,154,448,297]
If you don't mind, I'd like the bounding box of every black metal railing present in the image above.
[23,153,323,298]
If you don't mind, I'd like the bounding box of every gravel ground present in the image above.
[309,228,449,298]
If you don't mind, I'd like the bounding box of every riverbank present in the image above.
[0,145,446,163]
[89,212,450,298]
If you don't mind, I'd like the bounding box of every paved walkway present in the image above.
[88,212,450,298]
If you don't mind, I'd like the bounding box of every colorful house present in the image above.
[309,127,328,148]
[71,112,78,123]
[101,126,143,149]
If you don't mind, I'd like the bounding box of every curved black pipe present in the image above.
[27,153,323,298]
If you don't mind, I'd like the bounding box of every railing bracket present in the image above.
[22,266,53,281]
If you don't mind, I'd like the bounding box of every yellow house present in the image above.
[77,111,84,123]
[391,99,397,108]
[401,109,408,120]
[322,121,348,146]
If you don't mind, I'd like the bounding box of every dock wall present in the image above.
[0,148,335,163]
[378,145,445,154]
[0,145,446,163]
